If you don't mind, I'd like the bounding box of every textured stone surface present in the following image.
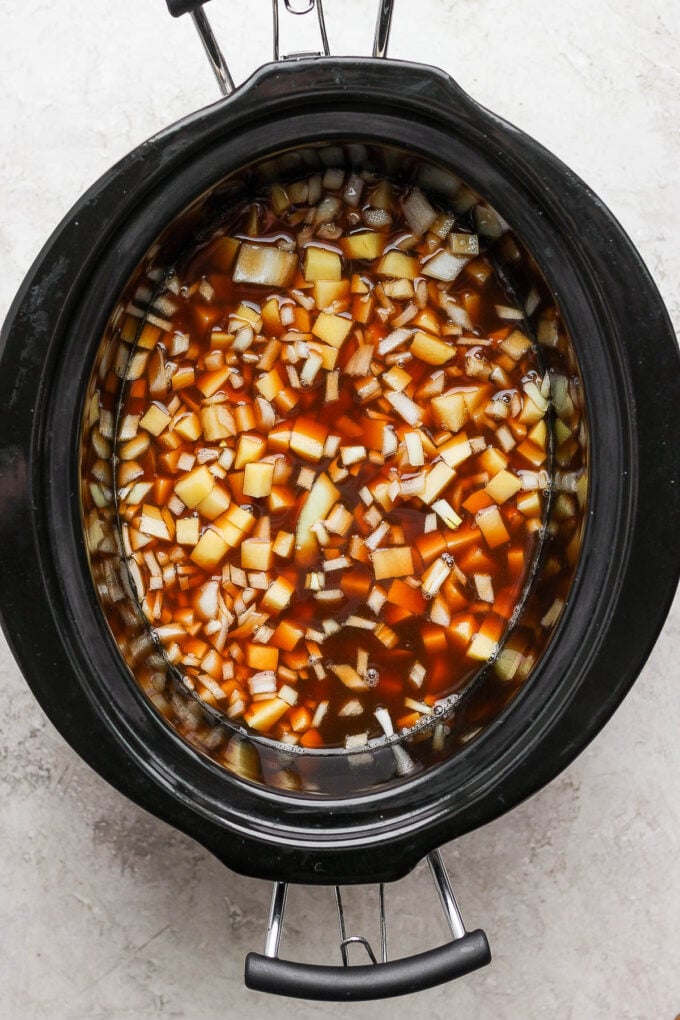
[1,1,679,1017]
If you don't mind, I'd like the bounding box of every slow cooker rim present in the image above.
[1,57,678,884]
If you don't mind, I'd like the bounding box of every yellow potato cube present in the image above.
[476,505,511,548]
[235,433,267,470]
[197,484,231,520]
[410,331,455,366]
[261,577,296,614]
[139,403,171,437]
[273,530,294,559]
[499,329,532,361]
[241,538,274,571]
[304,246,342,282]
[467,632,498,662]
[422,462,456,505]
[438,432,472,468]
[174,412,202,442]
[432,392,467,433]
[139,505,171,541]
[200,404,235,442]
[516,491,542,516]
[174,465,215,509]
[313,278,351,309]
[176,517,200,546]
[190,528,229,569]
[376,251,419,280]
[243,461,275,498]
[312,312,353,349]
[485,469,522,504]
[244,697,290,732]
[295,473,340,563]
[290,417,329,463]
[371,546,414,580]
[341,232,386,261]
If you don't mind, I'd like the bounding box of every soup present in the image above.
[110,169,554,750]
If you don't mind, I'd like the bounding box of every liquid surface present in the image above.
[113,171,551,749]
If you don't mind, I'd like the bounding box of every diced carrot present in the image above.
[444,526,482,554]
[383,603,413,626]
[289,706,312,733]
[386,578,426,615]
[421,623,448,654]
[462,489,494,514]
[271,619,305,652]
[300,728,324,748]
[153,476,174,506]
[415,531,448,565]
[340,568,373,602]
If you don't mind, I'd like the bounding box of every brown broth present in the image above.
[112,173,550,749]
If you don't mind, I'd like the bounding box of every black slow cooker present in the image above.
[0,0,678,1002]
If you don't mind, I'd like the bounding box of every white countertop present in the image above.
[1,1,679,1017]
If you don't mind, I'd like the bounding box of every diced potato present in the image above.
[342,232,386,261]
[196,366,231,398]
[244,697,290,732]
[176,517,200,546]
[174,465,215,509]
[246,643,279,671]
[261,577,296,613]
[485,469,522,504]
[233,243,297,287]
[372,546,414,580]
[410,331,455,366]
[382,366,412,392]
[295,472,340,563]
[139,403,171,437]
[197,484,231,521]
[190,528,229,569]
[235,433,267,469]
[273,530,294,559]
[377,251,419,280]
[499,329,532,361]
[200,404,236,441]
[312,312,353,348]
[432,392,467,432]
[243,461,275,498]
[304,246,342,282]
[241,538,273,571]
[495,647,523,681]
[139,505,171,541]
[422,461,456,505]
[476,505,511,548]
[291,417,329,462]
[467,631,498,662]
[313,279,351,309]
[516,491,542,516]
[438,432,472,468]
[174,412,202,442]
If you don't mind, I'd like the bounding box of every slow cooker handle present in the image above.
[245,850,491,1001]
[164,1,395,97]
